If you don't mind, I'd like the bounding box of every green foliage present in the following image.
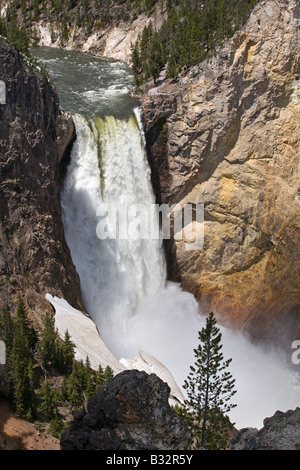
[180,312,236,450]
[48,416,64,438]
[131,0,259,84]
[59,330,76,375]
[38,314,76,375]
[38,312,59,366]
[2,0,258,75]
[8,296,38,420]
[5,0,161,46]
[0,294,115,435]
[40,379,56,419]
[62,360,115,411]
[2,1,30,55]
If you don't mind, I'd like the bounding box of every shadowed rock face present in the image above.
[230,408,300,450]
[0,39,84,323]
[60,370,191,450]
[142,0,300,346]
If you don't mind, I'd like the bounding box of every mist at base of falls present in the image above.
[97,279,300,430]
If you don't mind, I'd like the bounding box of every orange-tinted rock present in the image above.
[142,0,300,346]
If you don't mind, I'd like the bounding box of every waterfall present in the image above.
[61,110,300,431]
[61,111,169,358]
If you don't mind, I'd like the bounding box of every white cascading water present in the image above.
[61,112,166,353]
[61,110,300,430]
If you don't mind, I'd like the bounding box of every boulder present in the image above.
[230,408,300,450]
[60,370,190,450]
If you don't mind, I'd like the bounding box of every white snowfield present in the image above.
[46,294,125,374]
[46,294,186,406]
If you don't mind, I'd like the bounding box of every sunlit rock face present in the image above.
[142,0,300,345]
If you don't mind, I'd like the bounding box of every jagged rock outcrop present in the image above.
[230,408,300,450]
[0,39,85,324]
[142,0,300,345]
[60,370,191,450]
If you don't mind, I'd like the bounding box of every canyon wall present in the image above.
[0,0,166,65]
[0,38,85,325]
[142,0,300,345]
[36,7,166,65]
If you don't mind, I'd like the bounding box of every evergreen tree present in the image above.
[40,379,56,419]
[95,364,105,389]
[60,375,69,402]
[60,330,75,375]
[131,0,259,85]
[103,365,114,384]
[182,312,236,450]
[0,307,13,356]
[9,297,37,419]
[38,312,59,367]
[48,416,64,438]
[67,371,82,409]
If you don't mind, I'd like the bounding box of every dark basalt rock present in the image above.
[230,408,300,450]
[0,38,85,321]
[60,370,191,450]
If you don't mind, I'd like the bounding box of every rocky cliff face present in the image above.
[1,0,166,65]
[0,39,85,324]
[142,0,300,346]
[35,6,166,65]
[230,407,300,450]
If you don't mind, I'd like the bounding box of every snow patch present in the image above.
[45,293,125,374]
[45,294,186,406]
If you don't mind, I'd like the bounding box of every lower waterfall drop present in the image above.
[61,111,300,431]
[61,111,182,359]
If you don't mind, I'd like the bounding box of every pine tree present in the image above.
[85,369,95,401]
[67,371,82,409]
[182,312,236,450]
[103,365,114,383]
[9,297,37,419]
[40,379,56,419]
[95,364,105,389]
[38,312,59,367]
[0,307,13,356]
[60,375,69,402]
[60,330,75,375]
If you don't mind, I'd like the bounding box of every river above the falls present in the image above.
[31,46,139,118]
[32,46,300,431]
